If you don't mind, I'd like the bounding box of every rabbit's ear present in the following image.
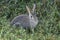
[26,5,31,14]
[32,4,36,13]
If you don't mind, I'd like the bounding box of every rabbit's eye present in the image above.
[31,16,32,18]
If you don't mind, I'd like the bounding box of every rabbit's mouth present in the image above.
[30,20,38,27]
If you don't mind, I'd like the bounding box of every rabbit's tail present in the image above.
[10,21,14,26]
[10,19,16,26]
[10,21,21,27]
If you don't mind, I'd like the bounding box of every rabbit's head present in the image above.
[26,4,38,27]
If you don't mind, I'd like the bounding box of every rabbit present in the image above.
[10,4,38,31]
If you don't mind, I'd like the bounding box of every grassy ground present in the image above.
[0,0,60,40]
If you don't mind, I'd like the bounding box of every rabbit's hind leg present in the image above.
[14,22,21,27]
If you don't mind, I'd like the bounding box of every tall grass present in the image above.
[0,0,60,40]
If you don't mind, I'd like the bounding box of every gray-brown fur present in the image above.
[10,4,38,30]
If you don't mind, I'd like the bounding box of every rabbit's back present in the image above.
[11,14,31,29]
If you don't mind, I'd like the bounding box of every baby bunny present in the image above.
[10,4,38,30]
